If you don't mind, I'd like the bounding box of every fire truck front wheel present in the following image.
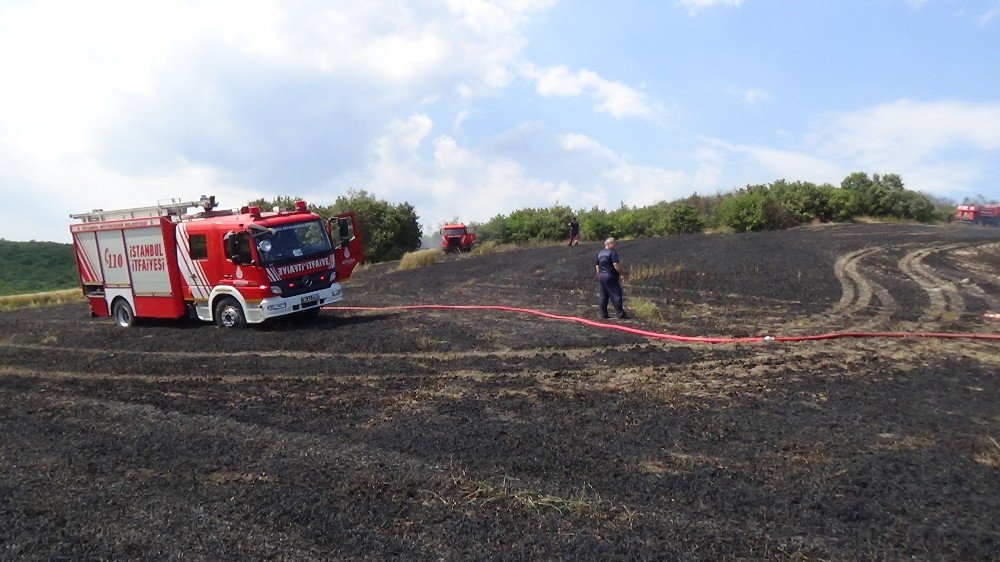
[112,299,135,328]
[214,297,247,328]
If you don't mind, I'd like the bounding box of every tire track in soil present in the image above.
[792,246,898,332]
[897,243,970,328]
[926,242,1000,314]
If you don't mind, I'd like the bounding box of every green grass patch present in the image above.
[627,296,659,320]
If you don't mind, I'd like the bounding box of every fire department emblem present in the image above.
[235,266,243,279]
[344,248,350,259]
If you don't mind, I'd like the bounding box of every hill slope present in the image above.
[0,239,77,296]
[0,223,998,559]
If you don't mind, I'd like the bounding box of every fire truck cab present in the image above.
[70,196,363,328]
[440,223,476,252]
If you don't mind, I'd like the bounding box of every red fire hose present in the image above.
[331,304,1000,344]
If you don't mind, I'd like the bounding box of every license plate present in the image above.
[301,294,319,305]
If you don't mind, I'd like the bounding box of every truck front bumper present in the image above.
[250,284,344,323]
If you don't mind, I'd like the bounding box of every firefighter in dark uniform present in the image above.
[567,217,580,246]
[595,237,628,319]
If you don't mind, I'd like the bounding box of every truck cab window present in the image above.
[224,232,252,264]
[189,234,208,260]
[258,221,332,265]
[338,217,355,248]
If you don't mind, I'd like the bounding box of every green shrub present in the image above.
[579,207,615,241]
[665,204,704,234]
[717,189,768,232]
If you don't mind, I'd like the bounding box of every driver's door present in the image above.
[330,212,364,281]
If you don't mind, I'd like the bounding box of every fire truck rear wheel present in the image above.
[214,297,247,328]
[112,299,135,328]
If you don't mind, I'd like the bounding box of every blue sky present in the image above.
[1,0,998,242]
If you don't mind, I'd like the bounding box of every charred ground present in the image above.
[1,223,999,560]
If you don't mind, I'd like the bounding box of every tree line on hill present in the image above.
[259,172,951,261]
[2,171,958,296]
[475,172,950,244]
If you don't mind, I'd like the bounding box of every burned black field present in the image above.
[2,223,999,560]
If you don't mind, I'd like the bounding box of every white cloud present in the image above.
[362,115,572,228]
[559,133,695,205]
[525,65,655,119]
[351,118,700,230]
[817,99,1000,160]
[0,0,556,241]
[744,88,771,104]
[974,1,1000,25]
[675,0,744,16]
[816,99,1000,193]
[706,99,1000,195]
[708,139,844,184]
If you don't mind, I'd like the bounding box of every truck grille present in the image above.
[275,269,334,297]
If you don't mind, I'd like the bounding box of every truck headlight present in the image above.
[270,286,282,295]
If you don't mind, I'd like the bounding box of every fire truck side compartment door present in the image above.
[97,230,130,289]
[72,232,104,285]
[124,227,172,296]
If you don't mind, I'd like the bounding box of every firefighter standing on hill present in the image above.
[567,217,580,246]
[595,237,628,319]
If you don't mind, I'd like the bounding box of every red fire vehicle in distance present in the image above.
[440,223,476,252]
[70,196,363,328]
[952,204,1000,226]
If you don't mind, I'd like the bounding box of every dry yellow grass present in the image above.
[398,248,442,270]
[0,288,82,311]
[628,264,669,283]
[469,240,516,256]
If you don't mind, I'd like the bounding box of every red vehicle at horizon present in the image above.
[440,223,476,252]
[70,196,363,328]
[952,204,1000,226]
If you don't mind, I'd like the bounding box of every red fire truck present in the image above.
[952,204,1000,226]
[440,223,476,252]
[69,196,363,328]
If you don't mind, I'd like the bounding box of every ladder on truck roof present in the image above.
[70,195,218,223]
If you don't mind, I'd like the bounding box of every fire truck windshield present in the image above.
[443,227,466,236]
[253,220,332,267]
